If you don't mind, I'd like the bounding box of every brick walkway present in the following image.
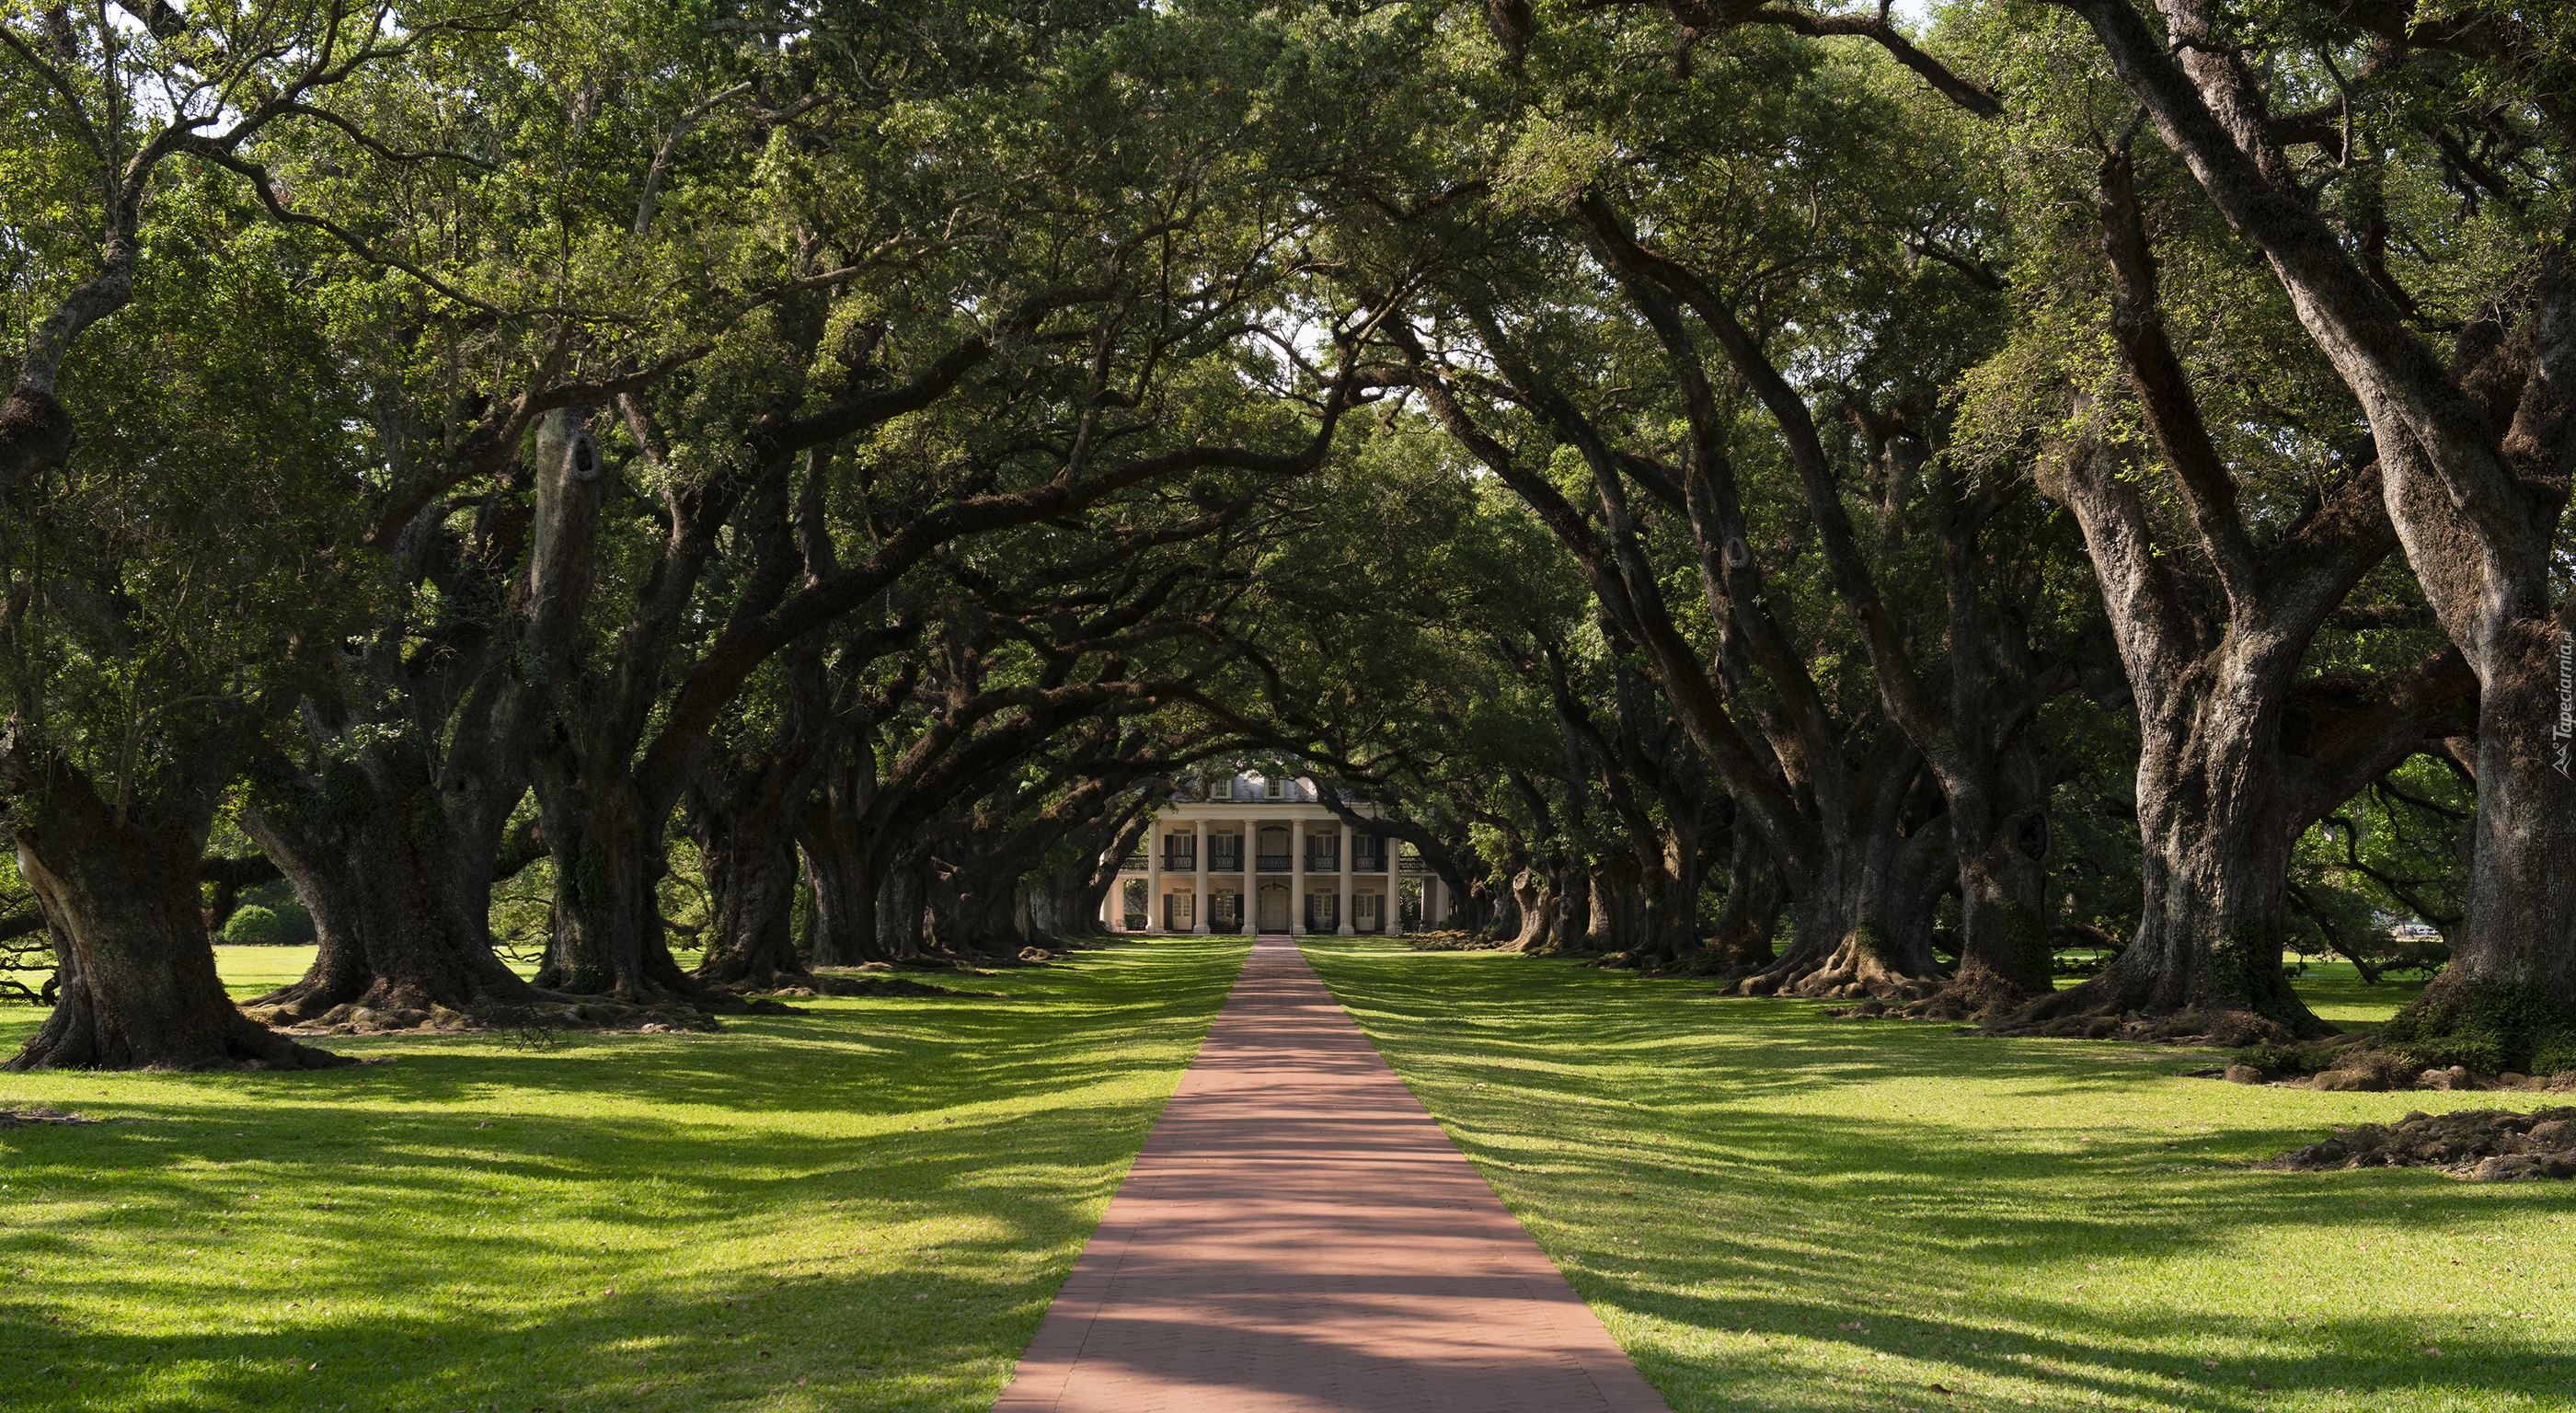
[995,937,1669,1412]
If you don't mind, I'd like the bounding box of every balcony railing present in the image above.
[1209,854,1243,873]
[1161,852,1196,872]
[1254,853,1293,872]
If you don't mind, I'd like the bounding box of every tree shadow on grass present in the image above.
[1300,938,2576,1413]
[0,939,1252,1413]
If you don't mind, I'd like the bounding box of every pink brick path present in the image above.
[995,936,1670,1412]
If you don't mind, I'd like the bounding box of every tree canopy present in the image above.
[3,0,2569,1076]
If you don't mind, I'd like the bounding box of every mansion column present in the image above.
[1291,818,1306,936]
[1337,822,1354,935]
[1145,819,1163,935]
[1193,819,1211,934]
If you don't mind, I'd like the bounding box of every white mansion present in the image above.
[1102,774,1455,935]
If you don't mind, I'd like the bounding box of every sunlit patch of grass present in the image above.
[0,937,1248,1412]
[1300,938,2575,1413]
[2283,959,2430,1029]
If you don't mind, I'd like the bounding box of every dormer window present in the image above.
[1263,775,1285,801]
[1213,776,1234,802]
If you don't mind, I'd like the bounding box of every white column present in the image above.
[1192,819,1211,934]
[1145,819,1163,935]
[1098,884,1113,931]
[1337,823,1354,935]
[1291,818,1306,936]
[1429,875,1444,926]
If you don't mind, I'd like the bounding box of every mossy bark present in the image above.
[5,754,345,1073]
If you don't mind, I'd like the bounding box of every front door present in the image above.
[1355,892,1381,932]
[1163,891,1193,931]
[1257,885,1290,933]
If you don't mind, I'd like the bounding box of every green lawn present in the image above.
[8,936,2562,1413]
[1298,937,2574,1413]
[2281,959,2432,1028]
[2050,956,2432,1030]
[0,936,1251,1413]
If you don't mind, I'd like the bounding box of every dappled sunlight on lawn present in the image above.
[1302,938,2575,1413]
[0,937,1249,1413]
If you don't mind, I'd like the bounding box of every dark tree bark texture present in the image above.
[5,746,344,1072]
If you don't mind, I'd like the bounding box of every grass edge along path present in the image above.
[0,936,1249,1413]
[1296,936,2574,1413]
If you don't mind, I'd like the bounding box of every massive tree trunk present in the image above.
[2059,0,2576,1028]
[688,789,811,989]
[4,749,343,1072]
[798,774,894,966]
[532,764,702,1002]
[1511,862,1578,953]
[687,636,830,990]
[246,404,604,1025]
[1581,856,1650,954]
[1708,813,1786,970]
[239,764,541,1026]
[2030,657,2312,1034]
[2001,145,2469,1040]
[876,854,928,960]
[1731,742,1938,1000]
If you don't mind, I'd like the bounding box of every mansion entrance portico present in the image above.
[1101,774,1452,936]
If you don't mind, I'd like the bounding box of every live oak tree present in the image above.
[1309,11,2080,1000]
[0,181,367,1070]
[2016,0,2576,1047]
[236,1,839,1025]
[1943,1,2490,1038]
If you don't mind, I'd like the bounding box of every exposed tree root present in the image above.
[2268,1106,2576,1181]
[1979,961,2317,1045]
[8,975,354,1072]
[1724,932,1943,1003]
[262,994,732,1038]
[1405,930,1513,954]
[0,1103,99,1128]
[1830,969,2032,1024]
[748,971,998,999]
[245,970,552,1028]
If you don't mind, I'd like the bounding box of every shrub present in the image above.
[2231,1043,2327,1074]
[2379,938,2451,979]
[2531,1035,2576,1078]
[2379,981,2576,1074]
[220,896,317,946]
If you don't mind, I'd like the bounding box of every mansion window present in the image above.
[1263,775,1285,800]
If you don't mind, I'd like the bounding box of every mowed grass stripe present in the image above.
[1296,937,2575,1413]
[0,936,1249,1413]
